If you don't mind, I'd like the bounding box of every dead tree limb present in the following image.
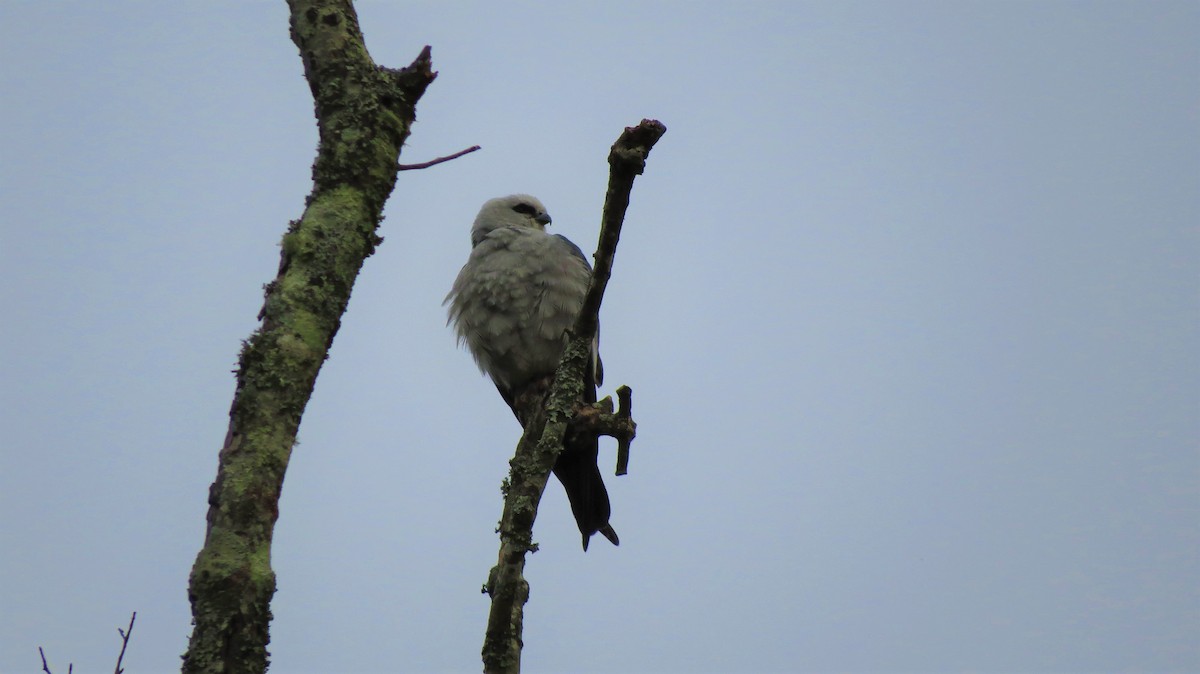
[481,119,666,674]
[114,612,136,674]
[37,611,133,674]
[398,144,481,170]
[38,646,69,674]
[181,3,436,672]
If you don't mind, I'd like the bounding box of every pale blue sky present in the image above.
[2,2,1197,673]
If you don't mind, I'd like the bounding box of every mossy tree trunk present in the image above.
[181,3,435,673]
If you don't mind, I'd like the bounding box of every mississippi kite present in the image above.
[446,194,618,550]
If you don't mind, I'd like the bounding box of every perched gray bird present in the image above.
[446,194,618,550]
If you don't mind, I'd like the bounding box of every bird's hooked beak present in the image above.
[535,212,552,227]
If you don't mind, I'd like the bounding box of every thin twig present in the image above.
[38,647,73,674]
[114,611,136,674]
[397,144,481,170]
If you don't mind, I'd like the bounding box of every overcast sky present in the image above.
[2,2,1197,673]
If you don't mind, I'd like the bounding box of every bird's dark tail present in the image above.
[552,432,619,550]
[505,371,618,551]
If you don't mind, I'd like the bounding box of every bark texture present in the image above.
[481,119,665,674]
[181,3,435,672]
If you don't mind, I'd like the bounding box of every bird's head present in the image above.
[470,194,552,246]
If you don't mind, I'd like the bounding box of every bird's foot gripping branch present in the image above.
[570,385,637,476]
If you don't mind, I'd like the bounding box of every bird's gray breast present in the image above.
[447,227,591,392]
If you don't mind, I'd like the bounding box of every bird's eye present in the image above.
[512,203,537,216]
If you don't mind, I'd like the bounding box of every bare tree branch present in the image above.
[481,119,665,674]
[37,612,134,674]
[114,612,136,674]
[38,647,72,674]
[398,144,481,170]
[613,385,635,475]
[38,647,56,674]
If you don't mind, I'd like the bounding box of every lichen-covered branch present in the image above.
[481,119,665,674]
[181,3,436,673]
